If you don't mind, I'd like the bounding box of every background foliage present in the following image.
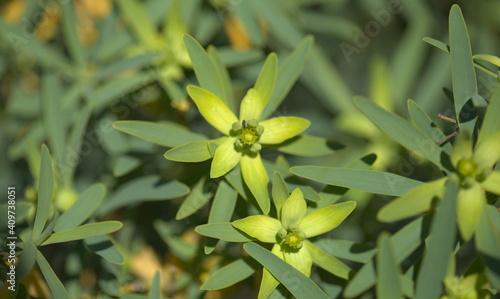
[1,0,499,298]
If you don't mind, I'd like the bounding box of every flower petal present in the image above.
[241,154,271,214]
[473,131,500,170]
[239,88,266,122]
[450,132,473,167]
[456,183,485,242]
[210,137,241,178]
[187,85,238,135]
[280,188,306,229]
[283,246,312,277]
[258,244,282,299]
[300,201,356,238]
[232,216,281,243]
[258,117,310,144]
[482,171,500,195]
[304,240,352,280]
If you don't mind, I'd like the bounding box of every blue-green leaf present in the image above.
[36,251,70,298]
[84,235,124,265]
[201,258,259,290]
[415,177,459,299]
[41,221,123,246]
[113,120,207,147]
[54,184,106,232]
[291,166,422,196]
[32,145,55,239]
[98,175,189,216]
[244,243,329,299]
[449,4,477,135]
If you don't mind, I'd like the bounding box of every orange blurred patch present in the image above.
[1,0,26,24]
[79,0,112,19]
[224,14,252,50]
[21,268,51,299]
[35,7,61,41]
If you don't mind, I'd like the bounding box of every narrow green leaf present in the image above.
[291,166,422,196]
[261,36,314,120]
[96,53,160,80]
[36,251,70,298]
[116,0,161,49]
[113,155,141,177]
[377,178,446,222]
[423,37,450,53]
[84,235,124,265]
[90,73,155,110]
[313,239,375,264]
[113,120,207,147]
[344,214,432,297]
[408,99,452,155]
[376,233,403,299]
[255,53,278,105]
[176,177,213,220]
[32,145,54,239]
[415,177,459,299]
[224,164,252,200]
[305,240,352,280]
[207,46,235,111]
[270,135,342,157]
[184,35,228,107]
[41,74,66,173]
[164,141,212,162]
[17,241,37,278]
[300,46,354,114]
[272,171,289,217]
[201,258,259,290]
[61,1,85,66]
[149,271,161,299]
[195,223,255,242]
[98,175,190,215]
[205,181,238,254]
[354,96,445,169]
[478,82,500,145]
[217,47,263,67]
[243,243,329,299]
[449,4,478,135]
[34,213,59,246]
[42,221,123,246]
[54,184,106,232]
[265,160,321,203]
[475,206,500,289]
[65,104,91,181]
[473,54,500,68]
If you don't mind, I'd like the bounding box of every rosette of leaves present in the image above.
[1,145,123,298]
[114,35,342,219]
[290,5,500,298]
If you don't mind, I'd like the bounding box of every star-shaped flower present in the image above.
[449,131,500,240]
[378,130,500,241]
[175,54,310,214]
[232,188,356,297]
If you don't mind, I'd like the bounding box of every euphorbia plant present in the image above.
[195,172,356,298]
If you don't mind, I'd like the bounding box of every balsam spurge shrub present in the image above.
[0,1,499,299]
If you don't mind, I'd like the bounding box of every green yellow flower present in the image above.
[170,54,310,214]
[449,131,500,241]
[378,130,500,241]
[232,187,356,298]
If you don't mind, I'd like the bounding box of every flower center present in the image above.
[232,119,264,153]
[279,228,305,249]
[456,158,476,178]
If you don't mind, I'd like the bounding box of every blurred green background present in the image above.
[1,0,499,298]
